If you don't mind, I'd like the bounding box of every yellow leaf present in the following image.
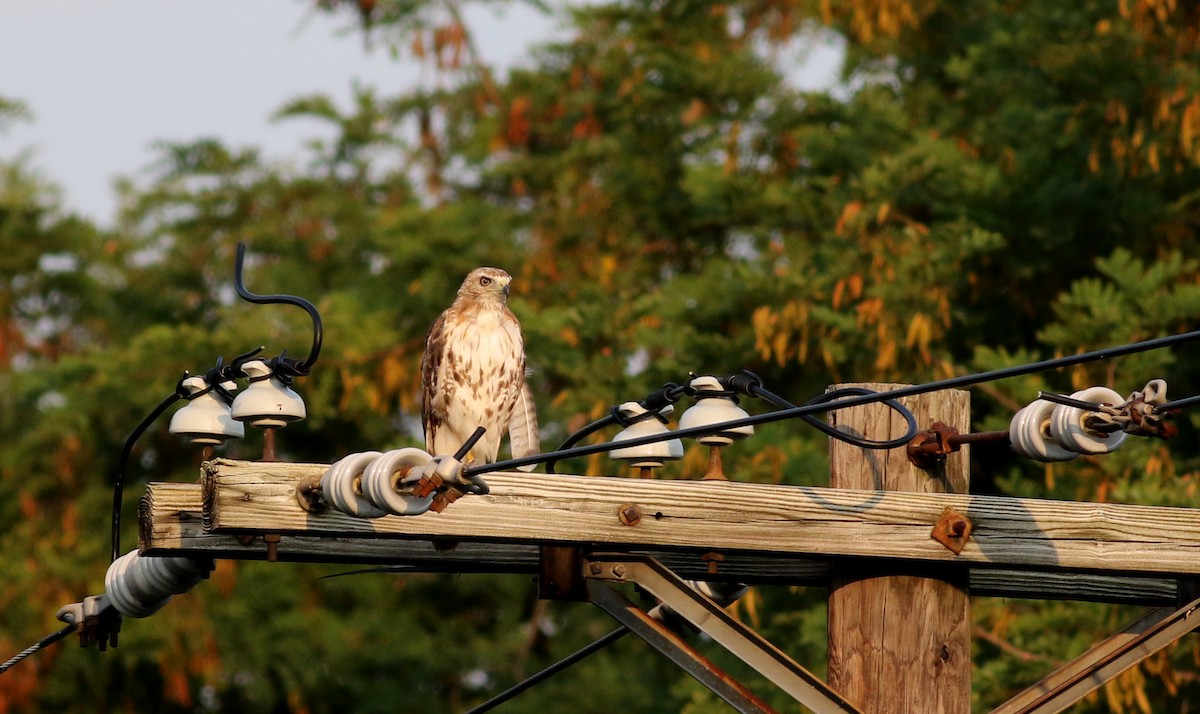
[835,201,863,236]
[681,98,706,126]
[772,331,790,366]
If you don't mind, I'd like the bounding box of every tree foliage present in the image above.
[2,0,1200,711]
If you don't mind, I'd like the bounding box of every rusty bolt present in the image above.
[701,552,725,574]
[411,474,443,499]
[930,506,973,555]
[618,504,642,526]
[589,562,603,576]
[263,533,281,562]
[908,422,1010,470]
[611,564,626,578]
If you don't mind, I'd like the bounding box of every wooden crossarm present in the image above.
[195,459,1200,578]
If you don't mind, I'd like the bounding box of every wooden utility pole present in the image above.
[827,384,971,713]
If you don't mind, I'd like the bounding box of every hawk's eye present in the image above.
[479,276,492,286]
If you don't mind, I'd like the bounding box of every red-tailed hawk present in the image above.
[421,267,540,468]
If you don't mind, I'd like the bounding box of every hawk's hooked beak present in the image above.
[502,279,511,296]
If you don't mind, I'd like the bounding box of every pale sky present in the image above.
[1,1,839,227]
[1,0,554,225]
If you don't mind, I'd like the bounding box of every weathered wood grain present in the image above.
[141,479,1180,603]
[827,384,971,714]
[196,458,1200,577]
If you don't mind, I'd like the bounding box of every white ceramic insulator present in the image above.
[688,580,750,607]
[321,451,389,519]
[169,376,245,444]
[230,360,306,428]
[1008,401,1078,462]
[677,376,754,446]
[104,551,212,618]
[1049,386,1128,455]
[609,402,683,468]
[360,448,436,516]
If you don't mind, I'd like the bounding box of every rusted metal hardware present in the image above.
[538,546,588,601]
[585,553,861,714]
[407,466,437,497]
[295,476,328,513]
[79,611,121,651]
[58,595,121,651]
[930,507,973,555]
[702,446,729,480]
[702,552,725,574]
[409,469,461,512]
[907,422,1010,469]
[1125,380,1178,439]
[618,503,642,526]
[1037,381,1180,440]
[261,427,278,462]
[263,533,282,562]
[428,487,463,513]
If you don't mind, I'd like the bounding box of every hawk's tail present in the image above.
[508,380,541,471]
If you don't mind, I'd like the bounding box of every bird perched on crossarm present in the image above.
[420,267,540,469]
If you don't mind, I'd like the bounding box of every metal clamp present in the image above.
[56,594,120,651]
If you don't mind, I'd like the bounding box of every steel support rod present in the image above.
[992,597,1200,713]
[587,554,861,714]
[587,581,780,714]
[465,627,630,714]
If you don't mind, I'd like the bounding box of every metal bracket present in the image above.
[584,553,861,714]
[56,595,120,651]
[907,422,1010,470]
[992,595,1200,713]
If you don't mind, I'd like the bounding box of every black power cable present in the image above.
[468,326,1200,478]
[111,386,188,563]
[1158,394,1200,413]
[726,372,918,450]
[0,623,77,675]
[545,383,688,475]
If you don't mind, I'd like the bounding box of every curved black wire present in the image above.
[233,243,323,375]
[466,325,1200,478]
[0,623,77,675]
[750,381,918,450]
[544,414,618,475]
[111,385,187,563]
[544,383,690,475]
[541,376,914,476]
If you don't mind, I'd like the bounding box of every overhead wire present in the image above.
[467,326,1200,478]
[111,386,188,563]
[10,324,1200,679]
[465,627,631,714]
[0,623,77,675]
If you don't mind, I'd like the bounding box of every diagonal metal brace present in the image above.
[585,553,861,714]
[587,580,780,714]
[992,594,1200,713]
